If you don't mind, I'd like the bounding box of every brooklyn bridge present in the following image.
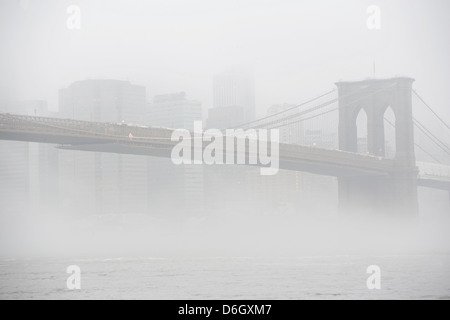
[1,78,449,215]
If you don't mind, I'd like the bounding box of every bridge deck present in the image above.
[1,113,449,185]
[417,162,450,190]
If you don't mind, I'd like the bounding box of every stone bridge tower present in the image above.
[336,78,418,216]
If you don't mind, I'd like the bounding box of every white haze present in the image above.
[0,0,449,121]
[0,173,449,259]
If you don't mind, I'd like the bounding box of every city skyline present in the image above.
[1,1,449,123]
[1,76,449,216]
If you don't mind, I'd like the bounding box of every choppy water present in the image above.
[1,255,449,300]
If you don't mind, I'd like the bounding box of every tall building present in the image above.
[212,67,255,126]
[147,92,204,216]
[58,79,149,216]
[59,79,146,123]
[211,103,305,217]
[0,100,58,215]
[148,92,202,131]
[0,139,30,215]
[207,68,294,217]
[206,106,244,130]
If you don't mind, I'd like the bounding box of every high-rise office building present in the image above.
[147,92,204,216]
[296,129,339,214]
[59,79,146,123]
[215,103,305,217]
[206,68,267,216]
[206,106,244,130]
[0,100,58,215]
[58,79,149,215]
[0,139,30,215]
[148,92,202,131]
[211,67,255,126]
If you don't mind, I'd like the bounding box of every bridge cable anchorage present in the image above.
[231,88,337,129]
[385,117,442,164]
[413,118,450,154]
[248,84,396,130]
[413,90,450,131]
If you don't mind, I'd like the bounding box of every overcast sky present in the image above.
[0,0,449,120]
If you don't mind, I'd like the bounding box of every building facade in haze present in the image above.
[58,79,149,216]
[211,67,255,127]
[59,79,146,123]
[206,106,244,130]
[0,100,58,215]
[148,92,202,131]
[147,92,204,216]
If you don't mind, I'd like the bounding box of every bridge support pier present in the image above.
[336,78,419,216]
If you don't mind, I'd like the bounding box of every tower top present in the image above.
[336,77,415,88]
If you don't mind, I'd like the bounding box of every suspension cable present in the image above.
[253,84,396,130]
[415,143,442,164]
[248,99,338,130]
[265,108,339,130]
[414,119,450,155]
[414,118,450,152]
[385,117,442,163]
[413,90,450,131]
[231,88,337,129]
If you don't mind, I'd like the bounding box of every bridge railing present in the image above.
[417,162,450,179]
[0,114,173,141]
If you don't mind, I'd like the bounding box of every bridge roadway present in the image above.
[417,162,450,191]
[1,113,450,187]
